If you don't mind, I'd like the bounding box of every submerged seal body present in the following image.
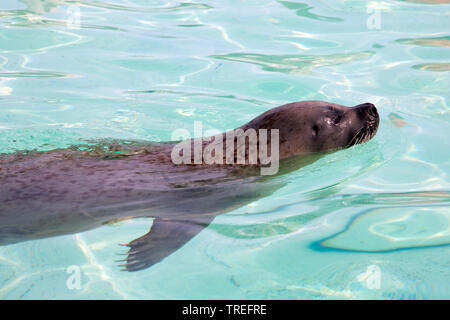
[0,101,379,271]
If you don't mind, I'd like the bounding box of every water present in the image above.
[0,0,449,299]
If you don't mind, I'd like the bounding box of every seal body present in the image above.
[0,101,379,271]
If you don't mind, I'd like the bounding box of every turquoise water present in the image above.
[0,0,449,299]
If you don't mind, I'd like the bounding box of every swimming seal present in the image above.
[0,101,379,271]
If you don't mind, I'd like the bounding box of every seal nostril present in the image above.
[361,103,377,118]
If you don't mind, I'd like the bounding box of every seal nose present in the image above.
[367,103,378,118]
[355,102,378,119]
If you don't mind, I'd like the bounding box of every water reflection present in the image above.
[412,63,450,71]
[278,1,343,22]
[396,36,450,47]
[18,0,213,13]
[126,89,270,106]
[318,206,450,252]
[0,71,77,78]
[212,191,450,240]
[396,0,450,4]
[18,0,64,13]
[210,52,374,74]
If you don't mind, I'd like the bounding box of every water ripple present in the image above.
[396,0,450,4]
[278,1,344,22]
[211,191,450,240]
[396,36,450,47]
[0,71,78,78]
[126,88,271,106]
[7,14,126,32]
[317,206,450,252]
[210,51,374,74]
[412,63,450,71]
[67,1,212,13]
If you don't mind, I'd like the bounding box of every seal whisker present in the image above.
[347,128,362,147]
[348,126,366,147]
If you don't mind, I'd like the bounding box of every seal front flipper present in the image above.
[122,217,213,272]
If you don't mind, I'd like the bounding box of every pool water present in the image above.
[0,0,449,299]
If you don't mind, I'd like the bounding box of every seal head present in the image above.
[241,100,379,159]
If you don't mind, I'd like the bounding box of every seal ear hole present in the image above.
[312,125,319,137]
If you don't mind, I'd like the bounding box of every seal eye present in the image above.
[312,125,319,137]
[333,115,342,124]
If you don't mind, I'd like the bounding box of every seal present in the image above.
[0,101,379,271]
